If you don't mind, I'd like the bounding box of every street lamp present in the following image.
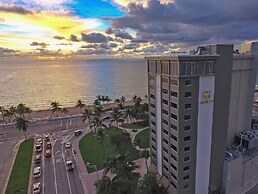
[86,162,99,181]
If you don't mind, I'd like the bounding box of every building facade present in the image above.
[146,42,258,194]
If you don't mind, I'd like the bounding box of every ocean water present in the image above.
[0,58,147,110]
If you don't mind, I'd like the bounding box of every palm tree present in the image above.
[75,100,85,113]
[61,108,68,114]
[96,128,106,158]
[140,150,150,173]
[91,116,106,132]
[120,96,126,105]
[96,176,122,194]
[16,103,31,118]
[125,107,133,123]
[15,117,28,139]
[2,109,14,123]
[111,108,121,127]
[50,101,62,117]
[81,108,92,125]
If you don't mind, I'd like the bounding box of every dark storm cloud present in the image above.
[73,48,114,56]
[0,5,33,15]
[53,35,65,40]
[70,34,79,42]
[30,42,49,48]
[108,0,258,48]
[81,44,98,49]
[115,31,132,40]
[81,33,108,43]
[0,47,19,56]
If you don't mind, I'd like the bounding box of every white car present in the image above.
[65,142,71,148]
[66,160,74,171]
[33,167,41,178]
[33,182,41,193]
[37,138,43,144]
[35,144,42,152]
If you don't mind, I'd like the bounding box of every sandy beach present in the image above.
[0,99,147,122]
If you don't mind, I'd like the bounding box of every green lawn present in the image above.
[122,122,147,129]
[135,128,150,149]
[5,139,34,194]
[79,127,140,173]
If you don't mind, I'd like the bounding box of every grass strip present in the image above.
[135,128,150,149]
[5,139,34,194]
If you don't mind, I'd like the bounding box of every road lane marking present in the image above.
[52,141,58,194]
[62,143,72,194]
[42,139,45,194]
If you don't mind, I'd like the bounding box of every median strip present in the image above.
[5,139,34,194]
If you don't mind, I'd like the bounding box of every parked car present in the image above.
[45,150,51,157]
[46,142,52,148]
[37,138,43,144]
[44,133,50,141]
[66,161,74,171]
[33,167,41,178]
[35,144,42,152]
[35,155,41,163]
[74,129,82,136]
[33,182,41,193]
[65,142,71,148]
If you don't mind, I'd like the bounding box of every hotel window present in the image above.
[171,181,177,189]
[152,153,156,159]
[148,61,156,73]
[163,119,168,125]
[182,62,196,76]
[183,175,190,181]
[183,184,189,190]
[200,61,214,75]
[185,103,192,109]
[163,138,168,145]
[184,146,190,152]
[171,153,177,162]
[163,147,168,154]
[171,79,178,86]
[162,61,169,74]
[171,113,178,120]
[171,172,177,181]
[151,104,155,108]
[152,145,156,151]
[151,112,155,117]
[149,75,155,80]
[171,163,177,171]
[164,174,169,180]
[162,78,168,83]
[171,102,177,109]
[184,136,191,142]
[184,126,191,131]
[163,128,168,135]
[171,144,177,152]
[163,109,168,115]
[185,80,192,86]
[162,88,168,94]
[171,134,177,142]
[171,91,178,97]
[162,99,168,105]
[185,92,192,97]
[150,94,155,99]
[152,137,156,143]
[183,166,190,171]
[171,123,177,131]
[151,129,156,134]
[151,121,156,126]
[163,156,169,163]
[184,156,190,162]
[184,115,191,121]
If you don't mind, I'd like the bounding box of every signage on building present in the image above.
[200,89,214,104]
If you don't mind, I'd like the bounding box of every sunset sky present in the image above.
[0,0,258,58]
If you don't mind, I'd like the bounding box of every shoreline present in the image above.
[0,99,147,122]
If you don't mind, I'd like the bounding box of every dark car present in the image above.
[74,130,82,136]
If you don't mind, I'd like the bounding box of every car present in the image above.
[33,182,41,193]
[35,144,42,152]
[37,138,43,144]
[65,142,71,148]
[44,133,50,141]
[66,160,74,171]
[74,129,82,136]
[45,150,51,157]
[102,116,110,120]
[33,167,41,178]
[46,142,52,148]
[35,155,41,163]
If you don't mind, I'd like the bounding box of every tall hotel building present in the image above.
[146,42,258,194]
